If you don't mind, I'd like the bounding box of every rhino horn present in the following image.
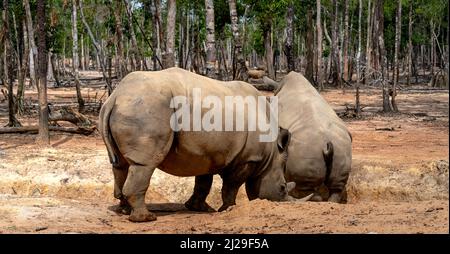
[286,193,314,202]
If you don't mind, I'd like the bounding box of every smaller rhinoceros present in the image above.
[268,72,352,203]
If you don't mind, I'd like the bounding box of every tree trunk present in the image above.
[205,0,216,79]
[285,3,295,73]
[50,52,61,87]
[430,21,436,85]
[391,0,401,112]
[72,0,85,111]
[163,0,176,68]
[85,35,90,69]
[343,0,350,82]
[365,0,372,85]
[263,23,275,79]
[331,0,342,88]
[23,0,38,89]
[80,34,85,70]
[149,0,160,70]
[17,20,29,115]
[373,0,391,113]
[37,0,49,144]
[316,0,323,90]
[356,0,363,116]
[113,0,126,78]
[407,2,413,86]
[79,0,113,95]
[305,10,314,84]
[124,0,143,71]
[228,0,248,81]
[3,0,21,127]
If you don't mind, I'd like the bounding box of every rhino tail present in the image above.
[323,141,334,185]
[99,96,123,168]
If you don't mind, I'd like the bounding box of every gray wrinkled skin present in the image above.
[275,72,352,203]
[99,67,296,222]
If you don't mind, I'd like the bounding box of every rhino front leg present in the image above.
[218,181,242,212]
[112,166,131,215]
[122,164,156,222]
[328,188,347,203]
[185,174,216,212]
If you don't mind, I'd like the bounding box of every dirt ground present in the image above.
[0,72,448,233]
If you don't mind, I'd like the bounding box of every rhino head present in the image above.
[246,128,310,202]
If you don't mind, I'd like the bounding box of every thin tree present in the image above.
[228,0,247,81]
[263,20,275,79]
[305,9,314,84]
[17,20,29,115]
[391,0,402,112]
[113,0,126,78]
[316,0,323,90]
[343,0,350,82]
[407,1,413,86]
[72,0,85,111]
[36,0,49,144]
[3,0,21,127]
[365,0,372,84]
[79,0,113,94]
[149,0,162,70]
[356,0,363,116]
[23,0,38,89]
[205,0,216,78]
[331,0,342,88]
[124,0,143,71]
[374,0,391,113]
[163,0,176,68]
[285,2,295,72]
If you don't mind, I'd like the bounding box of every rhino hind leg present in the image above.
[122,164,157,222]
[185,174,216,212]
[113,166,131,215]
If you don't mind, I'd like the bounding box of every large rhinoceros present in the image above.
[273,72,352,203]
[99,67,307,222]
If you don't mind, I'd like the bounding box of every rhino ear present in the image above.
[277,127,291,152]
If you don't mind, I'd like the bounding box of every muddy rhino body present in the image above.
[99,67,298,222]
[275,72,352,203]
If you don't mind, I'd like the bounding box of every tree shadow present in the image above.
[51,135,74,147]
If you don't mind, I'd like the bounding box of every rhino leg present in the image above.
[218,181,242,212]
[328,189,347,203]
[122,164,157,222]
[185,174,216,212]
[113,166,131,215]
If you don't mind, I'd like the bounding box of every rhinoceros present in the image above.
[99,67,308,222]
[271,72,352,203]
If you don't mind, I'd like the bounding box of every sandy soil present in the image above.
[0,73,448,233]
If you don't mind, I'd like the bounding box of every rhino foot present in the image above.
[218,204,235,212]
[128,208,157,222]
[328,190,347,204]
[115,199,132,215]
[185,199,216,212]
[310,193,323,202]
